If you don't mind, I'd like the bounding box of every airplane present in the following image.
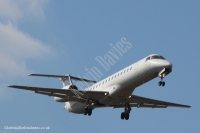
[8,54,191,120]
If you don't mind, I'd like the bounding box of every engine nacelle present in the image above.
[64,102,85,114]
[54,85,78,102]
[54,97,68,102]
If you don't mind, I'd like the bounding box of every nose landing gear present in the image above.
[158,80,165,86]
[158,74,165,86]
[158,68,172,87]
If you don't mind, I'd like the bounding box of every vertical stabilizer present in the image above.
[59,74,73,87]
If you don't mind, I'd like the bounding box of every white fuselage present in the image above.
[65,54,172,114]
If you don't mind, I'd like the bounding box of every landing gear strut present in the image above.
[158,74,165,86]
[121,102,131,120]
[84,99,93,116]
[84,107,92,116]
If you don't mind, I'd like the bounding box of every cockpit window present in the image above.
[151,55,165,60]
[145,57,150,62]
[160,56,165,59]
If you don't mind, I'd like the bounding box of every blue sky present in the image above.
[0,0,199,133]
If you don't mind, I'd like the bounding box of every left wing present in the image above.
[114,95,191,108]
[8,85,109,103]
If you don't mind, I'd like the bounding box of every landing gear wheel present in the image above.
[125,113,129,120]
[88,109,92,116]
[162,81,165,86]
[84,107,88,115]
[158,81,165,86]
[158,81,162,86]
[121,112,125,120]
[88,108,92,116]
[121,102,131,120]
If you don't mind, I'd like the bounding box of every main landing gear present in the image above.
[84,107,92,116]
[121,102,131,120]
[84,99,93,116]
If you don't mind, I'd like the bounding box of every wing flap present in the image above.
[114,103,168,108]
[80,91,108,100]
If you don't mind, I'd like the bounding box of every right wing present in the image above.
[8,85,108,103]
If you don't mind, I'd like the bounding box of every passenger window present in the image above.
[130,67,132,70]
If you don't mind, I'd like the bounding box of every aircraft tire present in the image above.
[121,112,125,120]
[88,108,92,116]
[125,113,129,120]
[162,81,165,86]
[84,107,88,115]
[158,81,162,86]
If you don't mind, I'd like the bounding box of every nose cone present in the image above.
[164,61,173,69]
[151,60,173,70]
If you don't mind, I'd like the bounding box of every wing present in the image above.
[29,74,96,83]
[8,85,108,103]
[114,95,191,108]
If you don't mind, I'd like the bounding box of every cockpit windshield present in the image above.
[146,55,165,61]
[151,55,165,60]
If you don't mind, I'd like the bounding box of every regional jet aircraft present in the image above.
[8,54,191,120]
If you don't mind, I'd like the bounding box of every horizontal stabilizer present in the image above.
[29,74,96,83]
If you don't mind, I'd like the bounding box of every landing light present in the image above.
[104,93,108,96]
[129,96,132,98]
